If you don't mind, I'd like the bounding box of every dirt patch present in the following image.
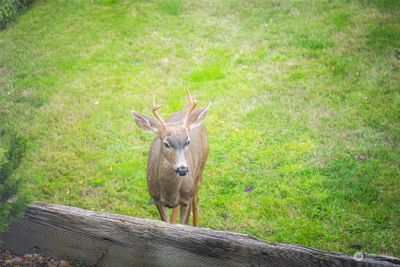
[0,247,84,267]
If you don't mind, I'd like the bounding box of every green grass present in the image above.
[1,0,399,257]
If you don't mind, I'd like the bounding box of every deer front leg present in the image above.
[156,203,169,222]
[180,203,191,224]
[171,206,179,223]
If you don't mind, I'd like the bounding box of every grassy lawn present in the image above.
[1,0,399,257]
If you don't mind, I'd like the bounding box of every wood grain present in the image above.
[1,202,399,267]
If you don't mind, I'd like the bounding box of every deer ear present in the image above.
[188,103,211,130]
[131,111,160,134]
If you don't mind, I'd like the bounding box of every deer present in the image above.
[131,90,210,226]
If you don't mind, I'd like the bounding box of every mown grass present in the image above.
[0,0,399,257]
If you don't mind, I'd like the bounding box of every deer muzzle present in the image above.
[175,149,188,176]
[176,166,188,176]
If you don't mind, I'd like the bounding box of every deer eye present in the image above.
[163,142,171,149]
[186,140,190,147]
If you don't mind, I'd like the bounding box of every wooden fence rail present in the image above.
[1,202,399,267]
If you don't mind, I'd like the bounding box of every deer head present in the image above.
[131,90,210,176]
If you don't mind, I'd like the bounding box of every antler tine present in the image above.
[152,95,167,129]
[184,89,197,126]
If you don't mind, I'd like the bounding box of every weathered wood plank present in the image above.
[1,203,399,267]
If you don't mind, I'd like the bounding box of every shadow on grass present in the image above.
[0,134,28,231]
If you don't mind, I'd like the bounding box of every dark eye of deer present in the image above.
[186,140,190,147]
[164,142,171,149]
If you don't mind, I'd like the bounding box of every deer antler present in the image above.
[152,95,167,129]
[184,89,197,126]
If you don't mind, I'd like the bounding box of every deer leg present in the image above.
[180,203,191,224]
[192,194,199,226]
[156,203,169,222]
[171,206,179,224]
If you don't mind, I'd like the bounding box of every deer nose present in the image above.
[176,166,188,176]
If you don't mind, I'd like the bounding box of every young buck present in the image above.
[131,90,210,225]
